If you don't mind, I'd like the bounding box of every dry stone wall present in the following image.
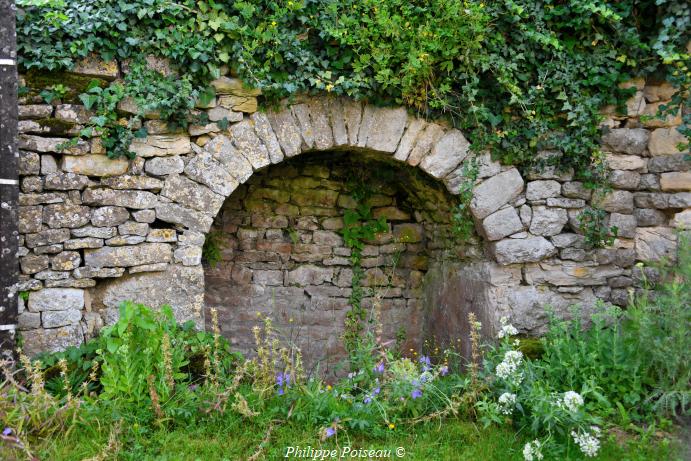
[11,58,690,358]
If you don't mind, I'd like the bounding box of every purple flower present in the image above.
[440,365,449,376]
[325,427,336,438]
[420,355,431,371]
[374,362,385,374]
[276,372,291,395]
[373,387,381,395]
[2,427,11,436]
[411,388,423,399]
[364,396,372,404]
[277,387,285,396]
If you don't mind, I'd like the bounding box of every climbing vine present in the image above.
[340,176,388,365]
[16,0,690,183]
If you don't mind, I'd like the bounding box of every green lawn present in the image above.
[28,415,683,461]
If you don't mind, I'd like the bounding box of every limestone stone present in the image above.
[491,237,557,265]
[19,151,41,175]
[72,226,117,238]
[133,209,156,223]
[648,128,688,156]
[128,263,170,274]
[91,206,129,227]
[174,246,202,266]
[21,324,84,356]
[41,155,58,174]
[146,228,177,243]
[529,206,568,236]
[290,104,316,149]
[545,198,586,208]
[188,122,221,136]
[394,118,427,162]
[286,265,333,286]
[524,262,623,286]
[372,207,410,221]
[230,120,271,169]
[19,135,89,155]
[84,243,172,268]
[184,150,239,196]
[129,135,191,157]
[100,175,163,190]
[526,180,561,201]
[18,312,41,330]
[34,244,63,255]
[601,128,649,154]
[648,154,689,173]
[19,104,53,119]
[671,209,691,228]
[145,156,184,176]
[608,213,637,238]
[82,188,158,209]
[118,222,149,236]
[643,82,676,102]
[251,112,284,164]
[634,192,669,209]
[44,172,90,190]
[28,288,84,312]
[21,177,44,193]
[639,174,661,191]
[72,55,119,79]
[155,202,214,232]
[218,95,257,113]
[313,230,344,246]
[482,207,524,241]
[34,270,69,281]
[358,105,408,153]
[306,99,335,150]
[641,102,682,128]
[19,206,43,233]
[253,270,284,286]
[51,251,81,271]
[595,190,634,213]
[25,228,71,248]
[609,170,641,190]
[210,77,261,96]
[635,227,677,262]
[64,237,104,250]
[326,98,348,147]
[43,203,91,228]
[20,254,50,274]
[419,129,470,178]
[470,168,525,219]
[43,309,82,328]
[61,154,129,177]
[660,172,691,191]
[203,135,253,184]
[267,108,303,157]
[93,265,204,326]
[669,192,691,208]
[406,123,445,166]
[606,154,646,171]
[161,174,224,214]
[634,208,667,226]
[55,104,92,124]
[19,192,67,206]
[208,106,243,123]
[519,205,532,227]
[73,267,125,279]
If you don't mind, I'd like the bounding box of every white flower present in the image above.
[496,350,524,383]
[497,324,519,339]
[498,392,517,415]
[560,391,584,413]
[523,440,543,461]
[571,429,600,457]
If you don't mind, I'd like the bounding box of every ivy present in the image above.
[16,0,690,177]
[340,176,388,366]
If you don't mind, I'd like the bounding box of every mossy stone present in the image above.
[25,69,108,103]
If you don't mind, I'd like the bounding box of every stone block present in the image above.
[635,227,677,262]
[482,207,524,241]
[155,203,214,232]
[43,309,82,328]
[491,237,557,265]
[91,206,129,227]
[526,180,561,201]
[20,254,50,274]
[419,129,470,178]
[358,105,408,153]
[43,203,91,228]
[129,135,191,157]
[82,188,158,209]
[660,172,691,191]
[51,251,81,271]
[286,265,333,286]
[20,324,84,355]
[606,154,646,171]
[529,206,568,236]
[184,150,240,196]
[648,127,688,156]
[145,156,185,176]
[161,174,224,213]
[28,288,84,312]
[601,128,649,155]
[470,168,525,219]
[19,205,43,233]
[608,213,637,238]
[84,243,172,268]
[100,175,163,190]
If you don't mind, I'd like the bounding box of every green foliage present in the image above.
[578,207,619,248]
[39,83,68,103]
[202,230,225,267]
[450,157,479,241]
[16,0,690,183]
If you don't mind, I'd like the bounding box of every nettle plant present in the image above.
[16,0,689,180]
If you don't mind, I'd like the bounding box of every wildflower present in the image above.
[496,350,524,383]
[419,355,431,371]
[326,384,332,391]
[374,362,385,374]
[498,392,517,415]
[440,365,449,376]
[2,427,11,436]
[276,372,291,395]
[388,423,395,430]
[411,388,423,399]
[571,429,600,457]
[560,391,584,413]
[325,427,336,438]
[522,440,543,461]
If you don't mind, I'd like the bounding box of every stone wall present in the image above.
[204,152,460,375]
[10,58,690,358]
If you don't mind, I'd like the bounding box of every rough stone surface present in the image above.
[419,129,470,179]
[145,156,184,176]
[28,288,85,312]
[470,169,524,219]
[82,188,158,209]
[43,204,91,228]
[482,207,524,241]
[91,206,129,227]
[491,237,557,265]
[601,128,649,155]
[529,206,568,236]
[359,105,408,153]
[635,227,677,262]
[526,180,561,201]
[84,243,172,268]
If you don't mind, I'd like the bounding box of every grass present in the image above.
[26,413,683,461]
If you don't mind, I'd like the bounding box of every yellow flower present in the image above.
[271,21,277,27]
[327,385,332,390]
[388,423,395,430]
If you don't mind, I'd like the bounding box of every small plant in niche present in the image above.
[578,207,618,248]
[202,230,226,267]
